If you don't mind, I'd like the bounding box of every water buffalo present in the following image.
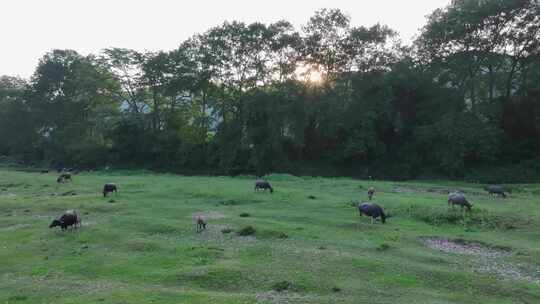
[358,202,387,224]
[448,192,472,211]
[103,183,118,197]
[196,216,207,232]
[255,179,273,193]
[367,187,375,200]
[485,185,507,198]
[57,173,72,183]
[49,210,81,231]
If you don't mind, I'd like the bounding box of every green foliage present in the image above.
[1,3,539,180]
[271,281,292,292]
[405,205,520,230]
[376,243,391,251]
[237,226,256,236]
[221,228,233,234]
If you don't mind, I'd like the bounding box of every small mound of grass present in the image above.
[61,190,77,196]
[308,195,316,200]
[531,189,540,195]
[221,228,233,234]
[332,287,342,292]
[7,295,28,302]
[239,212,250,217]
[0,183,23,189]
[272,280,292,292]
[376,243,391,251]
[237,226,256,236]
[219,199,259,206]
[259,230,288,239]
[405,205,520,230]
[108,199,115,203]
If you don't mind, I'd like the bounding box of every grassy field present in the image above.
[1,168,539,303]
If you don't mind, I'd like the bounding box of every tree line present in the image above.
[1,1,539,181]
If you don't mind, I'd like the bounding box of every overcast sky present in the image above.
[1,0,451,78]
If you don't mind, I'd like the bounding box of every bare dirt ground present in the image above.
[424,238,540,284]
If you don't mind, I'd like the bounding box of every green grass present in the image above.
[1,169,539,303]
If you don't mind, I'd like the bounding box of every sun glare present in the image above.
[295,65,324,84]
[306,69,323,83]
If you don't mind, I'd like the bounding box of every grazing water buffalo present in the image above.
[196,216,207,232]
[255,179,273,193]
[358,202,387,224]
[57,173,72,183]
[485,185,507,198]
[49,210,81,231]
[367,187,375,200]
[103,183,118,197]
[448,192,472,211]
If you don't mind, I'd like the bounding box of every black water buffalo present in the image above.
[196,216,207,233]
[103,183,118,197]
[49,210,81,231]
[57,173,72,183]
[254,179,273,193]
[358,202,387,224]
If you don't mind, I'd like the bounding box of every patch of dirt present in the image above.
[392,186,418,194]
[393,186,456,195]
[256,291,316,304]
[191,211,225,220]
[426,188,452,195]
[199,223,257,244]
[425,237,540,284]
[424,238,509,258]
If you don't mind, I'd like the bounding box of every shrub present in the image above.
[376,243,391,251]
[272,281,291,292]
[259,230,288,239]
[221,228,233,234]
[239,212,250,217]
[237,226,256,236]
[7,295,28,302]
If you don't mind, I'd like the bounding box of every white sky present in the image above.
[0,0,451,78]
